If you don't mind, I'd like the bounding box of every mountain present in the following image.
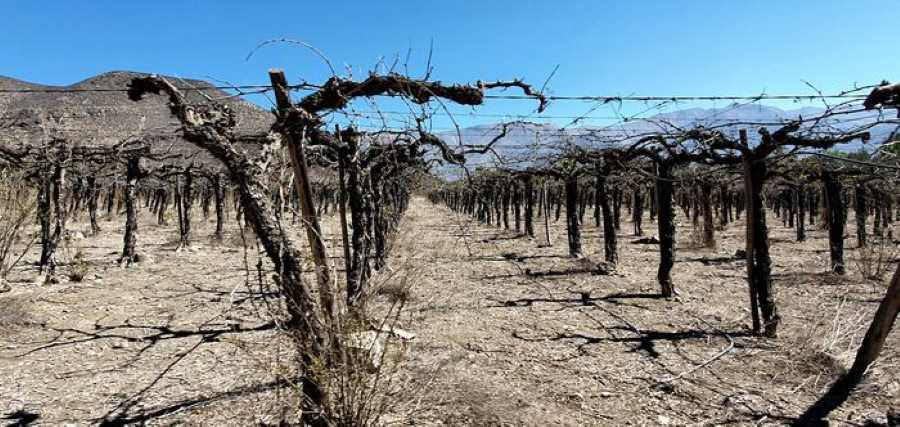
[434,103,894,177]
[0,71,274,168]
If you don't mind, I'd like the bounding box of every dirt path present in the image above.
[0,215,291,425]
[0,197,897,425]
[394,197,898,425]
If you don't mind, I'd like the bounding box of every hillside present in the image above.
[0,71,274,166]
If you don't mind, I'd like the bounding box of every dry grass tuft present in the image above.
[688,225,703,248]
[374,278,413,303]
[0,171,36,283]
[438,386,513,425]
[236,210,435,426]
[67,249,89,282]
[853,236,899,284]
[790,299,872,392]
[0,296,37,334]
[687,221,717,250]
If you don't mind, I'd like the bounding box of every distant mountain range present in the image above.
[435,103,895,176]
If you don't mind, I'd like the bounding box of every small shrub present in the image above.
[0,171,36,285]
[67,249,89,282]
[688,222,705,249]
[376,280,412,303]
[854,236,899,284]
[688,218,717,250]
[283,240,424,425]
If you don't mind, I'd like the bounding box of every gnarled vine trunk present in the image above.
[823,172,846,274]
[656,162,676,297]
[597,170,617,265]
[632,185,643,236]
[564,176,581,257]
[743,156,779,337]
[524,176,535,237]
[120,157,140,265]
[214,173,226,240]
[87,176,101,235]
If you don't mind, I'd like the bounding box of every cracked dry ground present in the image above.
[1,196,898,425]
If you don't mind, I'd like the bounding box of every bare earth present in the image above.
[1,197,898,425]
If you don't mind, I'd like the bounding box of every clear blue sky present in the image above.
[3,1,899,128]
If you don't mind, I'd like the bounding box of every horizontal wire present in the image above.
[0,110,875,132]
[335,110,627,121]
[0,84,316,94]
[1,125,888,139]
[484,94,870,102]
[0,84,871,101]
[1,111,878,127]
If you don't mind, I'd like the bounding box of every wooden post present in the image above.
[269,69,335,321]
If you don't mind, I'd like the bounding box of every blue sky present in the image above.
[3,1,899,129]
